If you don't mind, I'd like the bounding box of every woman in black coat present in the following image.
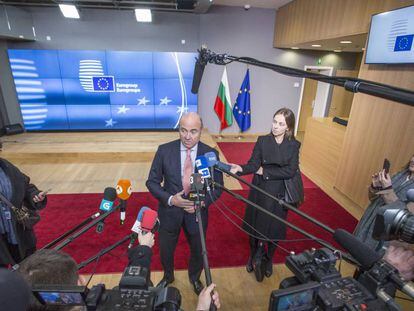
[230,108,300,279]
[0,158,47,266]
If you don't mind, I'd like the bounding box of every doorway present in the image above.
[295,66,334,140]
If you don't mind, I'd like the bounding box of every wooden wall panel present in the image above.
[328,69,359,117]
[274,0,414,48]
[334,61,414,208]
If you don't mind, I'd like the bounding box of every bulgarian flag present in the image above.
[214,67,233,130]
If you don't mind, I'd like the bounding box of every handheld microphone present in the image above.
[116,179,132,225]
[204,151,217,190]
[189,173,206,203]
[128,207,159,248]
[195,155,211,179]
[96,187,117,233]
[203,151,231,172]
[333,229,414,299]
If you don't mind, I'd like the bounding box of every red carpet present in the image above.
[217,142,318,190]
[36,190,357,274]
[34,142,357,274]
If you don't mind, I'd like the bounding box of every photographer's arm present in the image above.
[127,232,155,270]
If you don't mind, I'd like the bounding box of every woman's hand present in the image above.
[256,167,263,175]
[379,169,392,188]
[371,173,381,188]
[230,164,242,175]
[33,191,46,203]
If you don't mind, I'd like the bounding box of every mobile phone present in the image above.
[43,188,52,195]
[383,158,391,174]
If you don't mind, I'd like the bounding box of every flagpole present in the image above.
[237,129,243,140]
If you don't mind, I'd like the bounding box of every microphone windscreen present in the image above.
[204,151,217,167]
[141,209,158,232]
[104,187,117,201]
[116,179,132,200]
[191,58,205,94]
[137,206,150,222]
[333,229,382,270]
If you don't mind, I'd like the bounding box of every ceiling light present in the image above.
[135,9,152,22]
[333,49,341,52]
[291,47,299,50]
[311,44,321,47]
[361,47,366,51]
[59,4,80,19]
[340,40,352,44]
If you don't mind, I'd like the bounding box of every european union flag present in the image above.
[233,69,251,132]
[394,34,414,52]
[92,76,115,92]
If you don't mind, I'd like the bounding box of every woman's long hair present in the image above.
[273,107,296,140]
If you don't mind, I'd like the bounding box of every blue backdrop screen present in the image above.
[7,49,198,130]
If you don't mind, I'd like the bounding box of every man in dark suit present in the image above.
[146,112,223,295]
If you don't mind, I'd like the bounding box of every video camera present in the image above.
[373,197,414,244]
[32,264,181,310]
[269,248,391,311]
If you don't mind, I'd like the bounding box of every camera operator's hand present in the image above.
[383,244,414,281]
[171,190,194,209]
[138,232,155,248]
[196,283,221,311]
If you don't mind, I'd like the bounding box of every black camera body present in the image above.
[33,265,181,311]
[269,248,389,311]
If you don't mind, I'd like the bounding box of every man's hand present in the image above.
[371,173,381,188]
[196,283,221,311]
[171,190,194,208]
[33,191,46,203]
[230,163,242,175]
[383,244,414,281]
[138,232,155,248]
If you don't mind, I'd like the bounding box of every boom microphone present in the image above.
[128,207,159,248]
[96,187,117,233]
[191,47,207,94]
[116,179,132,225]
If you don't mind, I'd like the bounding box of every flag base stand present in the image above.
[236,135,243,140]
[217,135,224,140]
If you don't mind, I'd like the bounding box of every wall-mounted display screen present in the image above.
[366,5,414,64]
[8,49,197,130]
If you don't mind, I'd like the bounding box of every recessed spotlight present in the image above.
[340,40,352,44]
[135,9,152,22]
[291,47,300,50]
[311,44,321,47]
[18,35,24,39]
[333,49,341,52]
[59,4,80,19]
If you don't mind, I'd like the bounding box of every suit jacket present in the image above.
[146,140,223,234]
[0,158,47,265]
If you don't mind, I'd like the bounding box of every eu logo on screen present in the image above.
[394,34,414,52]
[92,76,115,92]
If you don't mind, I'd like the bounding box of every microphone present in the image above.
[407,188,414,203]
[116,179,132,225]
[128,207,159,249]
[96,187,117,233]
[203,151,231,172]
[334,229,414,298]
[191,46,208,94]
[333,229,381,269]
[195,155,211,179]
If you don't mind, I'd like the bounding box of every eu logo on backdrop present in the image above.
[394,34,414,52]
[92,76,115,92]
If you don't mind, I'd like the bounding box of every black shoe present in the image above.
[265,257,273,278]
[191,279,204,295]
[156,275,174,288]
[246,256,253,273]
